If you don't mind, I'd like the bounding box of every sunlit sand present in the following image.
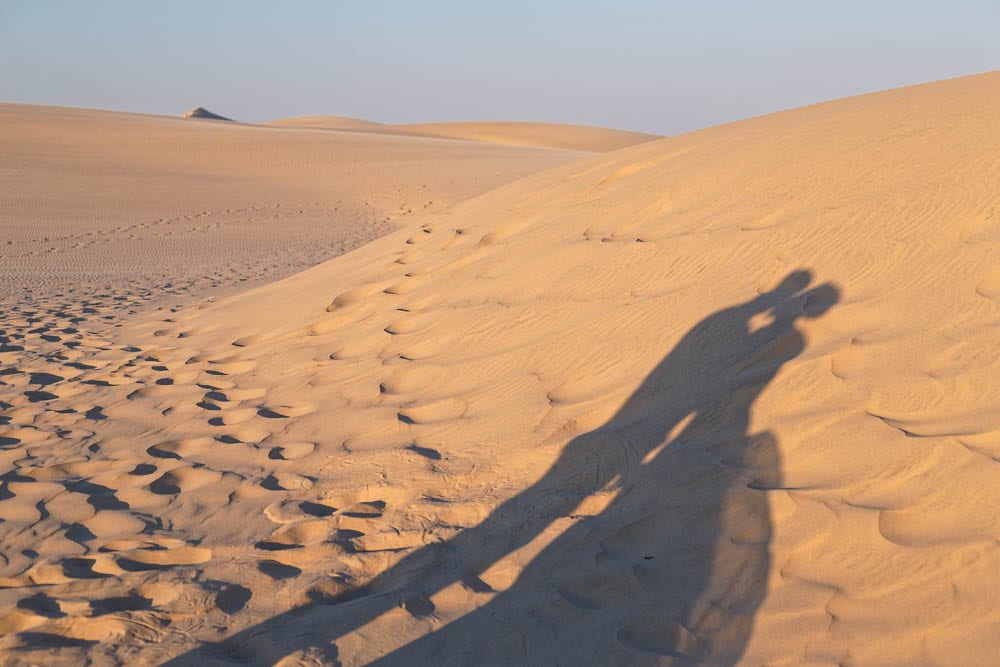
[2,71,1000,664]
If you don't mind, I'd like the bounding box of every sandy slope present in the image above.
[268,117,661,152]
[0,103,583,306]
[3,71,1000,665]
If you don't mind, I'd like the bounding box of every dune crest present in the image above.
[392,121,662,151]
[3,71,1000,664]
[267,116,661,152]
[268,115,386,131]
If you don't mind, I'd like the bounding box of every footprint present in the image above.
[217,425,272,443]
[299,501,336,517]
[17,593,65,619]
[975,268,1000,299]
[397,398,467,424]
[383,312,437,336]
[148,466,222,494]
[351,530,426,552]
[343,500,385,518]
[116,544,212,568]
[28,372,64,386]
[89,592,153,616]
[380,365,445,394]
[60,557,111,580]
[257,402,315,419]
[405,443,443,460]
[268,442,316,460]
[326,284,386,312]
[24,390,59,403]
[207,407,257,426]
[146,437,213,460]
[260,472,314,491]
[328,334,390,360]
[210,582,252,614]
[231,334,263,347]
[263,499,338,524]
[82,511,146,539]
[617,615,703,658]
[382,274,430,295]
[207,359,257,375]
[261,519,335,549]
[478,219,533,245]
[17,632,97,649]
[258,560,301,580]
[215,386,267,402]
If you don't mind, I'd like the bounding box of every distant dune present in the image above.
[182,106,232,121]
[393,121,662,151]
[4,71,1000,665]
[268,115,386,131]
[0,103,583,304]
[267,116,661,152]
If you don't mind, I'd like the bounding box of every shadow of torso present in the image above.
[166,273,837,666]
[371,291,803,666]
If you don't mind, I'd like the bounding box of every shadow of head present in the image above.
[758,269,840,321]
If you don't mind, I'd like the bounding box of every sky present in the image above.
[1,1,998,135]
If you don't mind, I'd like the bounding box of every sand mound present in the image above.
[182,106,232,121]
[267,117,660,152]
[4,71,1000,664]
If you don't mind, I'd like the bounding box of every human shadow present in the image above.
[169,270,838,666]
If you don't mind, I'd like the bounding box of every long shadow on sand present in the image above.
[168,270,838,666]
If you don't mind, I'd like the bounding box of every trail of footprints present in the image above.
[1,200,399,311]
[4,213,966,661]
[6,197,438,256]
[0,220,484,655]
[4,201,336,256]
[0,215,661,658]
[0,334,308,643]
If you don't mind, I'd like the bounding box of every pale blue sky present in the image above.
[1,1,997,134]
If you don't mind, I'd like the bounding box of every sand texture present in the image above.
[3,71,1000,665]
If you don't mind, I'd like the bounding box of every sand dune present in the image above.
[267,115,387,131]
[4,71,1000,665]
[0,103,584,307]
[268,117,661,152]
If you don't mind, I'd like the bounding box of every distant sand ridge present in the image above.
[0,103,587,306]
[3,72,1000,664]
[267,116,662,152]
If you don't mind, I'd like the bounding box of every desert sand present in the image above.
[0,103,593,310]
[2,71,1000,665]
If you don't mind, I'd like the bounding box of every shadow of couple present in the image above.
[170,269,838,666]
